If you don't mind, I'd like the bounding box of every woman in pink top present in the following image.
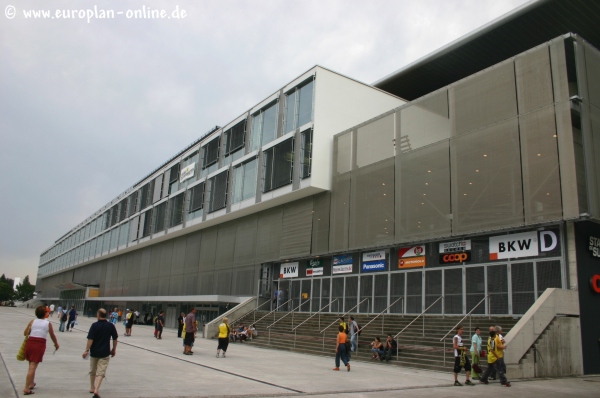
[23,305,59,395]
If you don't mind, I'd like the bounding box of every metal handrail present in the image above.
[292,299,339,332]
[266,299,311,329]
[394,295,444,340]
[319,297,370,334]
[320,297,370,352]
[439,294,490,365]
[230,299,272,327]
[253,299,292,325]
[349,297,403,354]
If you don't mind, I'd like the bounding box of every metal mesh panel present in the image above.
[466,266,485,314]
[335,132,353,175]
[399,90,450,151]
[149,244,162,278]
[118,198,128,222]
[199,228,217,271]
[208,171,228,213]
[215,269,232,295]
[170,237,186,276]
[152,174,163,204]
[425,270,442,314]
[110,205,118,227]
[332,278,344,312]
[511,262,535,315]
[519,106,563,223]
[280,197,313,258]
[233,215,257,266]
[451,60,517,135]
[273,138,294,190]
[154,201,167,233]
[555,101,581,218]
[374,274,388,313]
[344,276,358,313]
[189,182,205,212]
[311,192,330,255]
[183,232,201,273]
[584,42,600,108]
[300,129,313,178]
[216,222,236,268]
[168,274,183,296]
[233,266,254,296]
[397,140,451,241]
[169,163,180,183]
[536,260,562,297]
[329,174,350,252]
[406,271,422,314]
[451,118,524,234]
[549,38,570,103]
[256,207,282,262]
[444,268,463,314]
[515,45,554,114]
[226,120,246,155]
[356,114,394,168]
[199,272,214,295]
[588,105,600,219]
[182,270,198,295]
[349,158,394,248]
[311,279,321,312]
[360,275,373,313]
[487,264,508,315]
[202,137,220,168]
[168,193,185,228]
[142,209,153,238]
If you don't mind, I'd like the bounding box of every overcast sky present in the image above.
[0,0,530,283]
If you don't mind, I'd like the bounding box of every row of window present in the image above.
[40,130,314,270]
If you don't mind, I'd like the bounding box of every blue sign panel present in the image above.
[362,260,387,272]
[333,255,353,266]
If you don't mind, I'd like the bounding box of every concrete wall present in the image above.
[204,296,266,339]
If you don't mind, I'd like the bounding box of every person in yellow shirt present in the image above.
[216,317,230,358]
[479,326,511,387]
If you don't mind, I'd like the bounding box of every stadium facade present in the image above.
[36,0,600,374]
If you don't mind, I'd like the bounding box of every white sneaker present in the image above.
[222,353,226,358]
[216,353,219,358]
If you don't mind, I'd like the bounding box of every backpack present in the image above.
[356,322,362,336]
[61,312,67,322]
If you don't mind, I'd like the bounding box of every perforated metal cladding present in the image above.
[168,274,183,296]
[280,197,313,259]
[168,193,184,227]
[519,106,563,223]
[515,45,554,114]
[425,270,442,314]
[152,174,163,203]
[141,209,153,237]
[588,106,600,217]
[335,132,353,175]
[536,260,562,296]
[444,268,463,314]
[349,158,394,249]
[140,181,152,210]
[311,192,330,255]
[215,269,232,295]
[154,201,167,233]
[199,272,214,294]
[202,137,220,168]
[549,38,570,103]
[127,191,138,217]
[399,90,450,151]
[208,171,228,212]
[397,140,451,241]
[169,163,180,183]
[360,275,373,313]
[199,227,217,271]
[183,232,201,273]
[233,266,255,296]
[226,120,246,155]
[216,222,236,268]
[118,199,128,223]
[406,271,422,313]
[110,205,118,227]
[182,271,198,295]
[270,138,294,191]
[451,118,524,234]
[356,114,394,168]
[234,215,257,266]
[451,60,518,135]
[256,207,282,262]
[189,182,205,212]
[329,173,350,252]
[466,266,485,314]
[487,264,508,314]
[584,42,600,109]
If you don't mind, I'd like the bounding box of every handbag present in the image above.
[480,350,487,358]
[17,321,33,361]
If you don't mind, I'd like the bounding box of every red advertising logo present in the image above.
[590,274,600,294]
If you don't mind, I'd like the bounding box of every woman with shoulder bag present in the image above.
[334,325,350,371]
[23,305,60,395]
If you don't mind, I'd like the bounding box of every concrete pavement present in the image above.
[0,307,598,398]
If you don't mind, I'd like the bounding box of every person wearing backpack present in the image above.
[349,316,360,352]
[59,309,68,332]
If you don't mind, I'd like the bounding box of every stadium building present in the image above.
[36,0,600,375]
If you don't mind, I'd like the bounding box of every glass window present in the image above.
[232,158,258,204]
[250,113,262,152]
[180,151,199,189]
[142,209,153,238]
[263,138,294,192]
[300,129,313,178]
[110,227,119,249]
[208,171,228,212]
[284,90,297,133]
[102,231,110,252]
[284,79,314,133]
[224,120,246,156]
[154,202,167,232]
[202,137,220,169]
[168,163,180,194]
[250,102,278,151]
[119,222,129,246]
[168,193,185,227]
[188,182,205,220]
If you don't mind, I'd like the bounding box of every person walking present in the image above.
[177,312,185,338]
[183,309,197,355]
[470,327,483,379]
[216,317,230,358]
[156,311,165,339]
[479,326,511,387]
[452,325,474,386]
[56,305,62,318]
[109,308,118,325]
[349,316,360,352]
[49,304,55,317]
[82,308,118,398]
[59,308,68,332]
[333,325,350,371]
[117,309,122,323]
[124,309,133,336]
[22,305,60,395]
[66,305,77,332]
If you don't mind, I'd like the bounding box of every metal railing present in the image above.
[439,294,490,365]
[230,299,272,329]
[265,299,311,345]
[320,298,370,351]
[253,299,293,326]
[394,295,444,359]
[349,297,403,353]
[291,299,339,348]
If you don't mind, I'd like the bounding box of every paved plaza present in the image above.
[1,307,598,398]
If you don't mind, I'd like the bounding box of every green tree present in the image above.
[0,274,15,303]
[15,275,35,302]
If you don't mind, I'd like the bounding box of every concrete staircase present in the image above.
[232,311,519,372]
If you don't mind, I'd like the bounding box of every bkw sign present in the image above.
[489,230,557,260]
